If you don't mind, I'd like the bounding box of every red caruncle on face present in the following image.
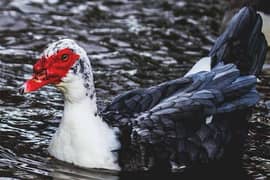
[24,48,80,93]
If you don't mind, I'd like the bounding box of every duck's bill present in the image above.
[19,77,51,94]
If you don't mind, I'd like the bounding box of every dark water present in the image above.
[0,0,269,179]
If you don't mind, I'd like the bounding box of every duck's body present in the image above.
[103,65,258,172]
[20,7,267,172]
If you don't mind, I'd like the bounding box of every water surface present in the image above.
[0,0,269,179]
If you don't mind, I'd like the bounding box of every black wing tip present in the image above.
[210,6,267,75]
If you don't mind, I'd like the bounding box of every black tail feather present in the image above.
[209,7,267,75]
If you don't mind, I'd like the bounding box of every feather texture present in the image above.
[102,64,259,171]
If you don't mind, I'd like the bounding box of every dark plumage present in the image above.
[211,6,267,75]
[101,7,267,172]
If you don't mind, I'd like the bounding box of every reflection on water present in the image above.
[50,161,119,180]
[0,0,269,179]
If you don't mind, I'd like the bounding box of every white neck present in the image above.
[48,73,120,170]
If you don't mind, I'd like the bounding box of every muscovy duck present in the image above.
[222,0,270,45]
[19,7,267,172]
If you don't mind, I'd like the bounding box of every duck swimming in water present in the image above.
[19,7,267,172]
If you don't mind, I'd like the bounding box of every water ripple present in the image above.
[0,0,269,179]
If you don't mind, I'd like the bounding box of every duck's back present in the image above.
[102,7,267,172]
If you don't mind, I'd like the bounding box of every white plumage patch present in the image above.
[205,115,213,124]
[259,12,270,46]
[185,57,211,76]
[46,44,121,170]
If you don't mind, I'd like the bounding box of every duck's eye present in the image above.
[61,54,69,61]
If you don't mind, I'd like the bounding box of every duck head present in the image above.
[20,39,95,102]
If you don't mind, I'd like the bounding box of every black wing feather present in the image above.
[209,7,267,75]
[109,6,266,171]
[117,64,259,171]
[103,77,192,114]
